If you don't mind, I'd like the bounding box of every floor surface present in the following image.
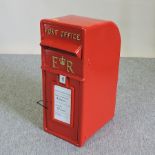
[0,55,154,155]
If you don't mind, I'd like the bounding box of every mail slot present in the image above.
[40,15,121,146]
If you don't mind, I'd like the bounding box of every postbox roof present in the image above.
[48,15,107,28]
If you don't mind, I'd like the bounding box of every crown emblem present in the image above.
[59,56,66,66]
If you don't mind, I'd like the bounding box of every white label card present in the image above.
[54,85,71,124]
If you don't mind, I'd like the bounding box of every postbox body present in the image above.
[40,15,121,146]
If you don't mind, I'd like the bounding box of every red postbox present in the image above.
[40,15,121,146]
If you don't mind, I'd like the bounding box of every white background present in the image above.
[0,0,155,57]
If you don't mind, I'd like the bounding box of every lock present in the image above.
[59,75,66,84]
[40,15,121,146]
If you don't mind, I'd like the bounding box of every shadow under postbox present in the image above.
[40,15,121,146]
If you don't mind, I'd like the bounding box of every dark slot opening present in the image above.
[43,45,77,57]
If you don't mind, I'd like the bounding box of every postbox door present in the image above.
[45,71,80,141]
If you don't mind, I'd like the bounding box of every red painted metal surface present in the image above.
[40,15,121,146]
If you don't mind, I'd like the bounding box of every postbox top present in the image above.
[43,15,108,28]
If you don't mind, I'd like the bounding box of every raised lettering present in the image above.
[67,60,74,73]
[52,56,58,68]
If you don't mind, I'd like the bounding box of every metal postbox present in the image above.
[40,15,121,146]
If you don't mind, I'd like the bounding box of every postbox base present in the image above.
[44,114,114,147]
[44,127,83,147]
